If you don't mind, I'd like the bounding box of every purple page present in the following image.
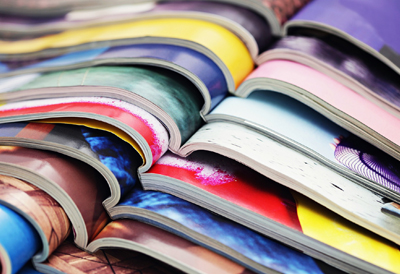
[269,36,400,109]
[287,0,400,67]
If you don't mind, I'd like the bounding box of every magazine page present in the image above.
[0,1,268,54]
[207,91,349,162]
[0,42,231,112]
[237,60,400,161]
[0,122,145,209]
[88,219,254,274]
[145,151,400,273]
[0,0,155,17]
[0,96,169,167]
[207,92,400,197]
[0,18,253,88]
[284,0,400,71]
[0,146,110,249]
[39,117,143,158]
[110,184,340,274]
[41,239,186,274]
[0,204,41,274]
[257,36,400,118]
[0,174,70,261]
[8,66,202,147]
[179,122,400,245]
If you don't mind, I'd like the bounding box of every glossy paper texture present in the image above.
[269,36,400,109]
[0,146,110,242]
[0,18,254,87]
[0,122,144,197]
[94,220,253,274]
[0,204,40,274]
[0,96,169,164]
[117,185,327,274]
[0,44,229,110]
[210,91,400,194]
[0,174,70,257]
[247,60,400,148]
[13,66,202,144]
[290,0,400,64]
[0,1,271,52]
[44,239,186,274]
[210,91,349,162]
[148,151,400,273]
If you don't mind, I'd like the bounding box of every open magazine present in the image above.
[0,145,343,274]
[234,59,400,201]
[0,61,400,271]
[0,120,398,273]
[0,17,253,88]
[0,0,310,41]
[283,0,400,74]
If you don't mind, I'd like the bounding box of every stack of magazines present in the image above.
[0,0,400,273]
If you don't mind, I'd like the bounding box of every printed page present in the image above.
[182,122,400,244]
[148,151,400,273]
[209,91,349,162]
[114,184,331,274]
[0,175,70,257]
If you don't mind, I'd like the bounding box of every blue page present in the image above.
[0,204,41,274]
[210,91,350,162]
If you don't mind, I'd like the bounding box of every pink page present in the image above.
[246,60,400,147]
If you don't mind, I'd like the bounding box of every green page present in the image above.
[15,66,204,144]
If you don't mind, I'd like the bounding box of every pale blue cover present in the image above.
[210,91,350,162]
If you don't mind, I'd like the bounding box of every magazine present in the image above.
[206,90,400,201]
[0,0,310,39]
[0,142,342,274]
[0,1,264,58]
[234,59,400,201]
[142,150,400,274]
[0,122,147,210]
[236,60,400,162]
[256,36,400,120]
[0,40,234,109]
[0,175,70,274]
[0,204,41,274]
[0,66,198,153]
[41,239,188,274]
[0,173,254,274]
[283,0,400,74]
[0,145,110,249]
[0,40,234,112]
[85,220,255,274]
[0,17,253,88]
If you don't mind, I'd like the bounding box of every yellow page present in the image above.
[0,18,253,87]
[293,192,400,273]
[38,117,145,161]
